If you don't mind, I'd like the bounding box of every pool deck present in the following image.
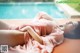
[0,18,80,26]
[56,4,80,18]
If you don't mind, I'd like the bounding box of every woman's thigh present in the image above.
[0,21,10,29]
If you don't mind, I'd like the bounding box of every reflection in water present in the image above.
[22,9,27,15]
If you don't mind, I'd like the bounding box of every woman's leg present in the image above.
[34,12,54,21]
[0,21,10,29]
[0,30,24,47]
[0,21,25,47]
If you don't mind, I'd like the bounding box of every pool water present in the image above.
[0,3,67,19]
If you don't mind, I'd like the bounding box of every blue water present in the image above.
[0,3,67,19]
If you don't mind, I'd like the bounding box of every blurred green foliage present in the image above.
[66,0,80,12]
[56,0,80,12]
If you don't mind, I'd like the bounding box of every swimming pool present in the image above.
[0,3,67,19]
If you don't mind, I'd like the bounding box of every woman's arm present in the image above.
[20,26,43,44]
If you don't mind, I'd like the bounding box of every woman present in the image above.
[53,21,80,53]
[0,12,64,53]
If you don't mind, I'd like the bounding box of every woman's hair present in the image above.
[64,21,80,39]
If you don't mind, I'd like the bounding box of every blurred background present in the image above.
[0,0,79,12]
[0,0,54,2]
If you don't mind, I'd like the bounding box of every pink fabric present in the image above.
[7,19,63,53]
